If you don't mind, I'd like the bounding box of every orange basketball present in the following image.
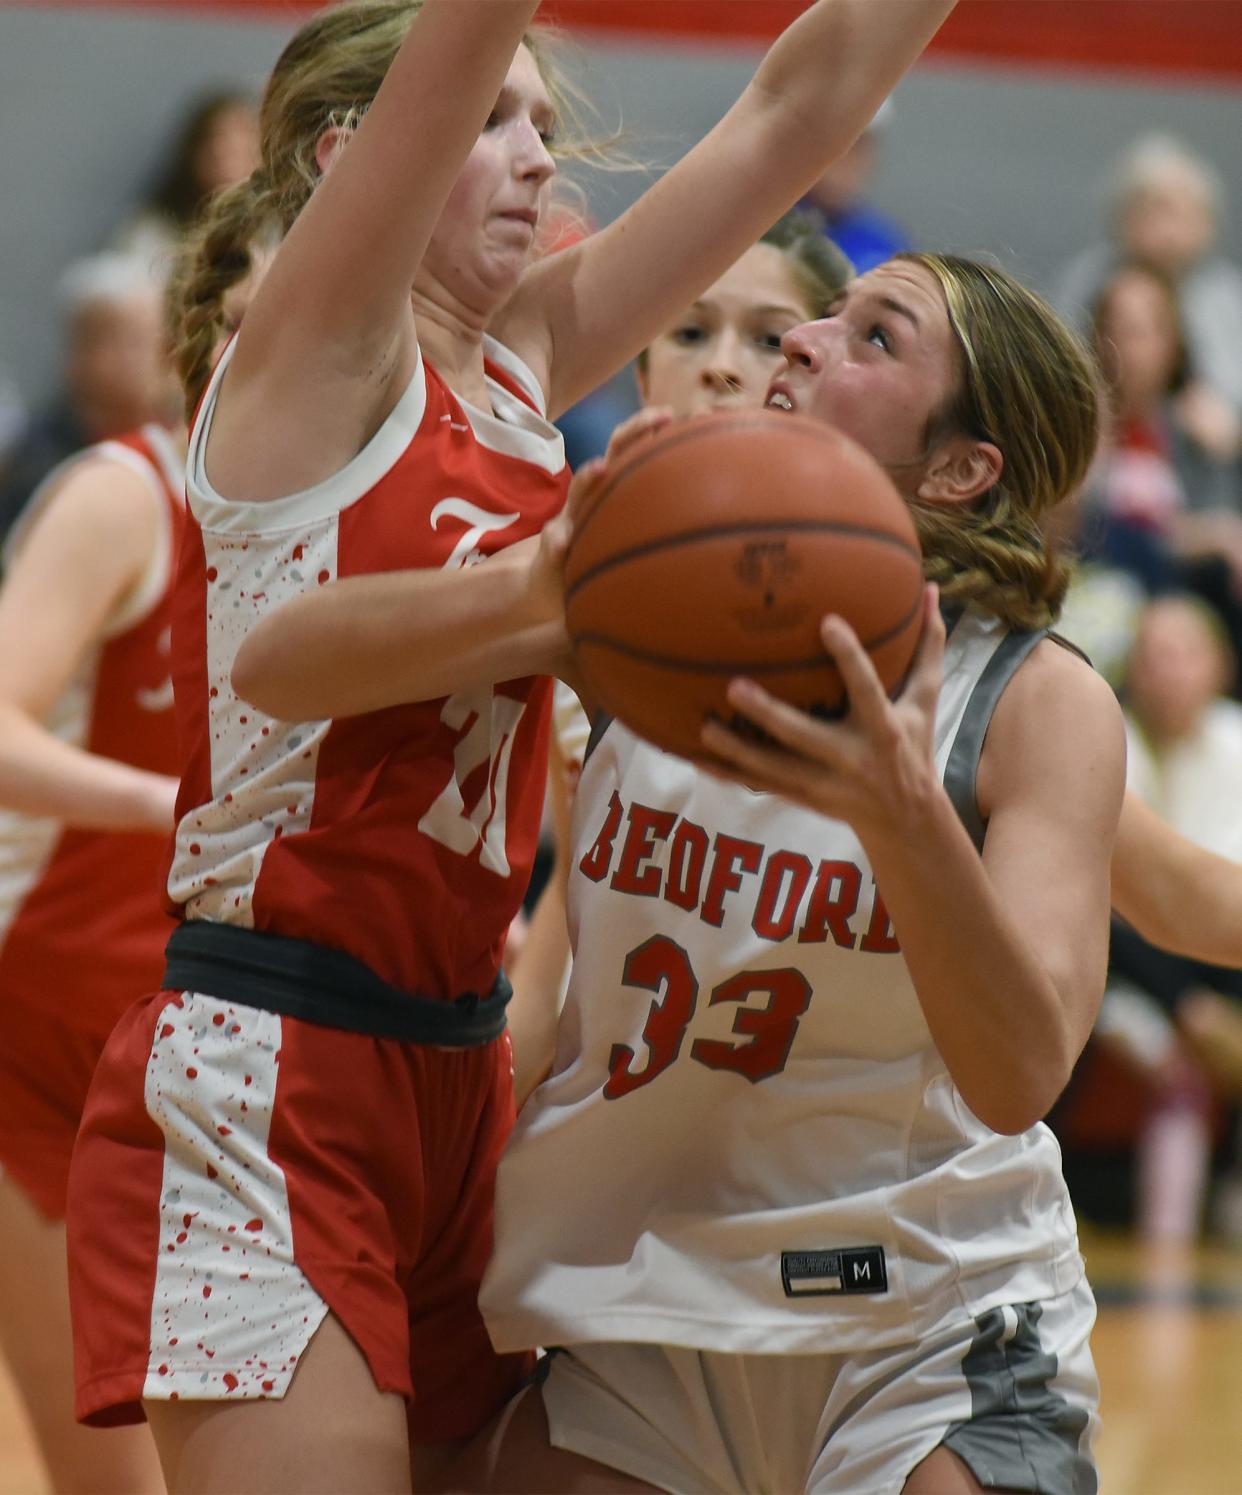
[564,410,925,761]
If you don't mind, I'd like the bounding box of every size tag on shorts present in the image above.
[781,1246,888,1297]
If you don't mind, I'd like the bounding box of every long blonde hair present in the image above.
[171,0,606,419]
[897,253,1101,630]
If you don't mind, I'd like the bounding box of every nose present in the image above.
[516,120,556,186]
[779,321,828,373]
[700,327,747,392]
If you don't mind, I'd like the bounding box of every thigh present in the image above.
[435,1382,659,1494]
[904,1444,1013,1495]
[145,1312,410,1495]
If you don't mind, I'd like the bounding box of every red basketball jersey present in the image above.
[0,425,184,1028]
[168,337,567,999]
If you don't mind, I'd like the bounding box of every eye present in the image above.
[537,120,558,146]
[671,324,707,347]
[867,324,892,353]
[484,110,500,131]
[756,329,786,351]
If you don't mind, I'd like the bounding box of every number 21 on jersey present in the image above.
[418,688,526,876]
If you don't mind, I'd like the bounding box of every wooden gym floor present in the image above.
[0,1228,1239,1493]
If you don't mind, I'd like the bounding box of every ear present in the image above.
[916,435,1004,506]
[314,125,350,178]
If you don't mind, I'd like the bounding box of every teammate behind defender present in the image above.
[66,3,955,1491]
[0,418,183,1495]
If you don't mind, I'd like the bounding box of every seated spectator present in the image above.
[0,255,178,550]
[1091,260,1240,545]
[1065,260,1242,675]
[1055,133,1242,462]
[111,88,259,279]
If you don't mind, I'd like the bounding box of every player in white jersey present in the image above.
[239,248,1118,1493]
[239,224,1242,1491]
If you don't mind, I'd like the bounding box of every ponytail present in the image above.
[170,172,278,421]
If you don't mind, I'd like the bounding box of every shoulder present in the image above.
[8,445,161,576]
[977,635,1125,821]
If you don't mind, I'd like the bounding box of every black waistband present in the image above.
[163,922,511,1047]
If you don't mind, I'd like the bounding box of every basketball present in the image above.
[564,410,925,761]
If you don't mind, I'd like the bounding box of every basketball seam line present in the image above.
[571,413,870,544]
[570,590,924,674]
[565,520,921,604]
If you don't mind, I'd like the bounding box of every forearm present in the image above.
[232,548,568,721]
[863,790,1084,1135]
[0,704,174,832]
[1112,794,1242,965]
[750,0,955,158]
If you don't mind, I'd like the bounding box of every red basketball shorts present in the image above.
[0,972,130,1221]
[67,987,532,1441]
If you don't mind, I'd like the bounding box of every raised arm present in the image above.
[0,462,177,832]
[702,610,1127,1136]
[500,0,955,415]
[210,0,541,499]
[1112,791,1242,966]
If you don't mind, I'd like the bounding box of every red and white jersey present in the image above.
[168,337,567,998]
[481,609,1085,1357]
[0,425,184,1021]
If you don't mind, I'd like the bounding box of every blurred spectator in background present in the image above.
[1087,260,1242,569]
[0,369,28,494]
[1094,597,1242,1243]
[796,99,906,272]
[111,88,259,279]
[0,255,178,550]
[1056,133,1242,464]
[1059,259,1242,681]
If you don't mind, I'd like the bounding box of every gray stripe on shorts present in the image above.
[942,1302,1097,1495]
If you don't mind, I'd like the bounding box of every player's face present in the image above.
[638,245,815,417]
[764,261,961,496]
[425,46,557,306]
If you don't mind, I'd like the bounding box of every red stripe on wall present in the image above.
[22,0,1242,85]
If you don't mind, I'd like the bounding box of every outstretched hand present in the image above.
[699,584,946,842]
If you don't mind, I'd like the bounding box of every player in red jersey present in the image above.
[0,419,183,1494]
[65,2,953,1489]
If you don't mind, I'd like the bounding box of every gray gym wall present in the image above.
[2,3,1241,410]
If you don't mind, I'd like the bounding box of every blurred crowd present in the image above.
[4,83,1242,1250]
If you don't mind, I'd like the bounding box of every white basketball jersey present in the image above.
[481,609,1085,1356]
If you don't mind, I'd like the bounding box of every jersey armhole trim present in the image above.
[186,337,428,535]
[942,627,1048,853]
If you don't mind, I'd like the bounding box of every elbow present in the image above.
[968,1097,1047,1138]
[957,1051,1078,1137]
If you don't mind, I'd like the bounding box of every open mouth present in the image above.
[766,389,794,412]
